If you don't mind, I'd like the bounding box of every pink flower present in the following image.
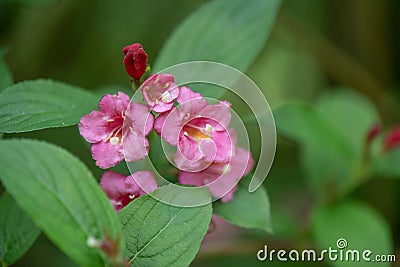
[154,86,233,171]
[122,43,148,80]
[141,74,179,113]
[100,170,157,211]
[384,125,400,151]
[179,147,254,202]
[79,92,154,169]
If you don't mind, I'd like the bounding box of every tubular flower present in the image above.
[179,147,254,202]
[141,74,179,113]
[154,86,233,171]
[100,170,157,211]
[79,92,154,169]
[122,43,148,80]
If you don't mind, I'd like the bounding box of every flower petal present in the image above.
[220,186,238,203]
[125,103,154,135]
[79,110,109,143]
[152,100,174,113]
[174,137,214,172]
[198,101,232,128]
[154,108,182,146]
[141,74,178,113]
[177,86,204,105]
[178,171,205,187]
[178,147,254,202]
[100,171,128,200]
[91,141,123,169]
[100,170,154,211]
[123,129,149,162]
[127,170,158,195]
[212,130,234,163]
[98,92,130,116]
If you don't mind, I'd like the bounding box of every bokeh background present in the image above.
[0,0,399,266]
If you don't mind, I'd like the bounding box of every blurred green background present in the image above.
[0,0,399,266]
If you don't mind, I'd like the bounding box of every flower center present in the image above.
[105,125,123,146]
[183,123,213,142]
[144,80,172,104]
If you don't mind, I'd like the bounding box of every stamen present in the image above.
[163,82,170,89]
[222,164,231,174]
[205,124,213,133]
[184,113,190,121]
[110,137,119,145]
[161,91,171,103]
[128,194,136,199]
[183,131,189,136]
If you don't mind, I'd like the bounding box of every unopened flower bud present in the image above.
[122,43,148,80]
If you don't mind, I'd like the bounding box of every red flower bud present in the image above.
[384,125,400,151]
[366,123,381,144]
[122,43,148,80]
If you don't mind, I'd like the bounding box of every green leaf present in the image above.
[0,49,13,93]
[154,0,281,72]
[316,89,380,158]
[247,37,324,108]
[0,139,123,267]
[213,176,272,233]
[119,185,212,267]
[274,103,353,193]
[312,200,393,267]
[0,79,98,133]
[372,149,400,178]
[0,193,41,266]
[7,0,57,5]
[274,103,350,151]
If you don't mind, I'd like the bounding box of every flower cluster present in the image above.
[79,43,254,210]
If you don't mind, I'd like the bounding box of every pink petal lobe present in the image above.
[177,86,204,105]
[79,110,109,143]
[125,103,154,135]
[91,141,123,169]
[98,92,130,116]
[154,108,182,146]
[198,101,232,128]
[123,129,149,162]
[127,170,158,195]
[100,171,127,200]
